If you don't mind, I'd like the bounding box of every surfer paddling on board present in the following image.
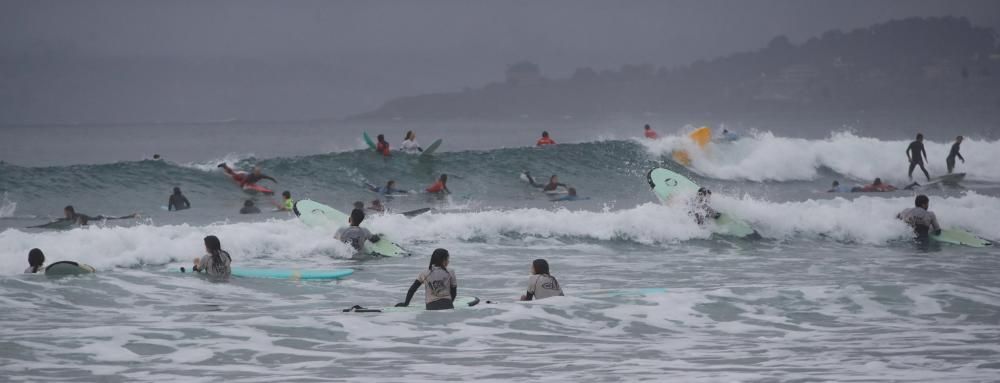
[946,136,965,174]
[691,187,721,225]
[218,163,277,189]
[644,124,658,139]
[400,131,423,154]
[551,187,588,202]
[30,206,138,228]
[906,133,931,182]
[396,248,458,310]
[425,174,451,194]
[536,131,556,146]
[897,195,941,239]
[334,209,380,254]
[523,172,567,193]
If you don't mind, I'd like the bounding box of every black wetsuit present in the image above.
[907,140,930,181]
[168,193,191,211]
[946,142,964,174]
[240,206,261,214]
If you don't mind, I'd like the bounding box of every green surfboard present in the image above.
[343,296,480,313]
[419,139,443,158]
[363,132,376,150]
[646,167,757,238]
[932,228,992,247]
[294,199,409,257]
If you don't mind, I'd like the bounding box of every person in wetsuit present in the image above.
[896,194,941,239]
[239,200,261,214]
[368,180,407,195]
[396,248,458,310]
[520,259,564,301]
[524,172,567,192]
[536,131,556,146]
[376,134,391,157]
[334,209,379,254]
[691,187,721,225]
[168,187,191,211]
[906,133,930,182]
[31,206,138,227]
[946,136,965,174]
[425,174,451,194]
[644,124,658,139]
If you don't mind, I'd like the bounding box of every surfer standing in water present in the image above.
[946,136,965,174]
[376,134,391,157]
[897,194,941,239]
[520,259,564,301]
[425,174,451,194]
[536,131,556,146]
[167,187,191,211]
[400,131,423,154]
[396,248,458,310]
[906,133,931,182]
[643,124,658,139]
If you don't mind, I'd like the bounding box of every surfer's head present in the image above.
[243,200,254,207]
[204,235,222,253]
[531,259,550,275]
[405,131,414,140]
[549,175,558,184]
[832,180,840,187]
[371,199,383,208]
[541,131,549,138]
[916,133,924,141]
[568,187,577,196]
[349,208,365,226]
[173,187,181,195]
[282,191,291,199]
[387,180,396,189]
[644,124,650,130]
[64,205,75,218]
[428,248,450,270]
[915,194,929,209]
[439,174,448,184]
[377,134,385,143]
[28,248,45,273]
[353,201,364,210]
[956,135,963,143]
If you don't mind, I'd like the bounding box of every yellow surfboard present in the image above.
[672,126,712,165]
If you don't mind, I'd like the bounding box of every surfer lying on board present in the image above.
[218,163,278,187]
[30,206,138,228]
[897,195,941,238]
[396,248,458,310]
[520,259,564,301]
[425,174,451,194]
[376,134,391,157]
[367,180,408,195]
[192,235,232,277]
[691,188,721,225]
[335,209,381,252]
[524,172,567,192]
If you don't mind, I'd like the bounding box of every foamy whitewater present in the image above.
[1,125,999,382]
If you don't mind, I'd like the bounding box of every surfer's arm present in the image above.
[929,212,941,234]
[396,280,422,307]
[957,151,965,162]
[182,197,191,208]
[262,175,277,183]
[450,285,457,302]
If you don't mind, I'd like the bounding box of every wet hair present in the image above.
[173,187,181,194]
[282,191,291,198]
[428,248,450,270]
[439,174,448,183]
[353,201,364,210]
[832,180,840,187]
[377,134,385,142]
[244,200,254,207]
[387,180,395,189]
[956,135,963,141]
[549,175,558,183]
[915,194,929,207]
[532,258,550,275]
[203,235,227,274]
[916,133,923,140]
[542,131,549,137]
[28,248,45,273]
[350,208,365,225]
[64,205,75,214]
[644,124,650,129]
[405,130,414,140]
[873,178,882,185]
[371,199,383,206]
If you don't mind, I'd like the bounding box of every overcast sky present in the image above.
[2,0,999,121]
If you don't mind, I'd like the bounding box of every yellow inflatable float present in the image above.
[671,126,712,166]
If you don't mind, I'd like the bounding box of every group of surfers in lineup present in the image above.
[828,133,967,193]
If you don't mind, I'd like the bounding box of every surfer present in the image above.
[859,178,897,192]
[896,195,941,238]
[278,191,294,211]
[946,135,965,174]
[906,133,931,182]
[218,164,278,187]
[31,206,137,227]
[396,248,457,310]
[425,174,451,194]
[376,134,391,157]
[550,187,586,202]
[691,188,721,225]
[644,124,658,139]
[367,199,385,213]
[239,200,261,214]
[368,180,407,195]
[827,180,853,193]
[536,131,556,146]
[524,172,567,192]
[335,209,379,252]
[167,187,191,211]
[721,129,740,142]
[25,248,45,274]
[400,131,423,154]
[192,235,232,277]
[520,259,564,301]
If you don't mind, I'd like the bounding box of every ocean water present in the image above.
[1,123,999,382]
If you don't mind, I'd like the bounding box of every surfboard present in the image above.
[520,172,569,194]
[932,228,992,247]
[293,200,410,257]
[26,219,75,230]
[922,173,966,188]
[45,261,96,276]
[646,167,758,238]
[363,132,376,150]
[672,126,712,166]
[419,139,443,158]
[401,207,431,217]
[230,267,353,280]
[343,296,481,313]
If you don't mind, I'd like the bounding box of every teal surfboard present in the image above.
[294,199,410,257]
[344,296,480,313]
[646,167,757,238]
[419,139,443,158]
[932,228,992,247]
[231,267,353,280]
[363,132,376,150]
[45,261,96,276]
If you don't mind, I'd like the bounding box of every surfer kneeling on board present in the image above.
[520,259,564,301]
[396,248,458,310]
[536,131,556,146]
[691,188,721,225]
[335,209,380,252]
[425,174,451,194]
[168,187,191,211]
[192,235,232,277]
[897,195,941,238]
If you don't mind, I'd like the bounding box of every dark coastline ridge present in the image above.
[352,17,1000,123]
